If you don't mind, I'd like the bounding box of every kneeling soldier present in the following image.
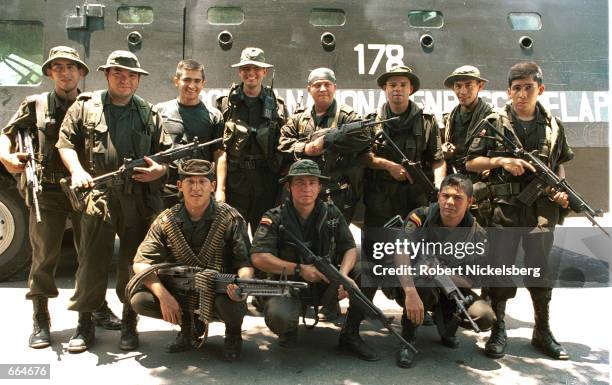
[251,159,378,361]
[131,159,253,361]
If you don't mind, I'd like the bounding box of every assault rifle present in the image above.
[60,137,222,211]
[280,225,418,354]
[16,128,42,222]
[480,120,608,237]
[376,129,437,198]
[384,215,481,333]
[303,116,400,143]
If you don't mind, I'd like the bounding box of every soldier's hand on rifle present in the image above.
[305,136,325,156]
[226,283,245,302]
[338,276,357,300]
[159,290,182,325]
[133,156,167,182]
[70,167,94,188]
[300,264,329,283]
[550,189,570,208]
[499,157,536,176]
[0,152,28,173]
[404,287,424,325]
[441,142,456,159]
[388,163,413,183]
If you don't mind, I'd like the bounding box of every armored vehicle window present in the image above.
[117,6,154,25]
[207,7,244,25]
[0,20,43,86]
[507,13,542,30]
[407,11,443,28]
[309,8,346,27]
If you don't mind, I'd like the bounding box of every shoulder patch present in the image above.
[408,212,422,227]
[260,217,273,227]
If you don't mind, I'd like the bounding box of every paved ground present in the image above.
[0,269,609,385]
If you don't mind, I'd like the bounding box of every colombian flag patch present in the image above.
[260,217,273,226]
[408,213,422,227]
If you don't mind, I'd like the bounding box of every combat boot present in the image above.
[166,312,193,353]
[223,334,243,362]
[93,300,121,330]
[119,304,139,351]
[485,301,507,358]
[338,309,379,361]
[29,297,51,349]
[531,298,569,360]
[68,312,95,353]
[396,315,418,368]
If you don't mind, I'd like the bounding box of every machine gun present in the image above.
[375,129,437,198]
[125,263,307,310]
[384,215,481,333]
[60,137,222,211]
[280,225,418,354]
[16,128,42,222]
[480,120,608,237]
[303,116,400,143]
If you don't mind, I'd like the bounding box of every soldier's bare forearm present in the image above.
[339,247,357,276]
[433,159,446,188]
[58,148,86,174]
[251,252,299,275]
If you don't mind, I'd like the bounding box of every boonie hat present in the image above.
[444,65,488,88]
[376,65,420,94]
[178,159,216,180]
[97,50,149,75]
[231,47,273,68]
[279,159,330,184]
[41,46,89,76]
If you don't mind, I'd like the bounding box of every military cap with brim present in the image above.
[444,65,488,88]
[376,65,420,94]
[231,47,273,68]
[308,67,336,85]
[97,50,149,75]
[178,159,216,180]
[279,159,329,184]
[41,46,89,76]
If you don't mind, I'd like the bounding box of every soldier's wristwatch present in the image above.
[294,263,302,277]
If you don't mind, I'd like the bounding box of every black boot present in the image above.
[223,334,243,362]
[119,304,139,351]
[396,315,418,368]
[166,312,193,353]
[531,297,569,360]
[68,312,95,353]
[338,309,379,361]
[485,301,507,358]
[93,300,121,330]
[29,297,51,349]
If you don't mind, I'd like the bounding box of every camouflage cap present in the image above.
[97,50,149,75]
[41,46,89,76]
[376,65,420,94]
[307,67,336,85]
[444,65,488,88]
[279,159,330,184]
[231,47,273,68]
[178,159,216,180]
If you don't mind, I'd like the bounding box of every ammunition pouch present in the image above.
[516,178,545,206]
[489,182,521,197]
[223,120,251,157]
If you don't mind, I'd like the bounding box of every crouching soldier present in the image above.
[130,160,253,361]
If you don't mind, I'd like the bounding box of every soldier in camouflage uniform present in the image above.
[57,50,172,353]
[0,46,120,350]
[131,159,252,361]
[441,65,494,176]
[216,47,288,235]
[155,59,224,206]
[466,61,572,360]
[251,160,378,361]
[362,65,446,228]
[278,68,370,223]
